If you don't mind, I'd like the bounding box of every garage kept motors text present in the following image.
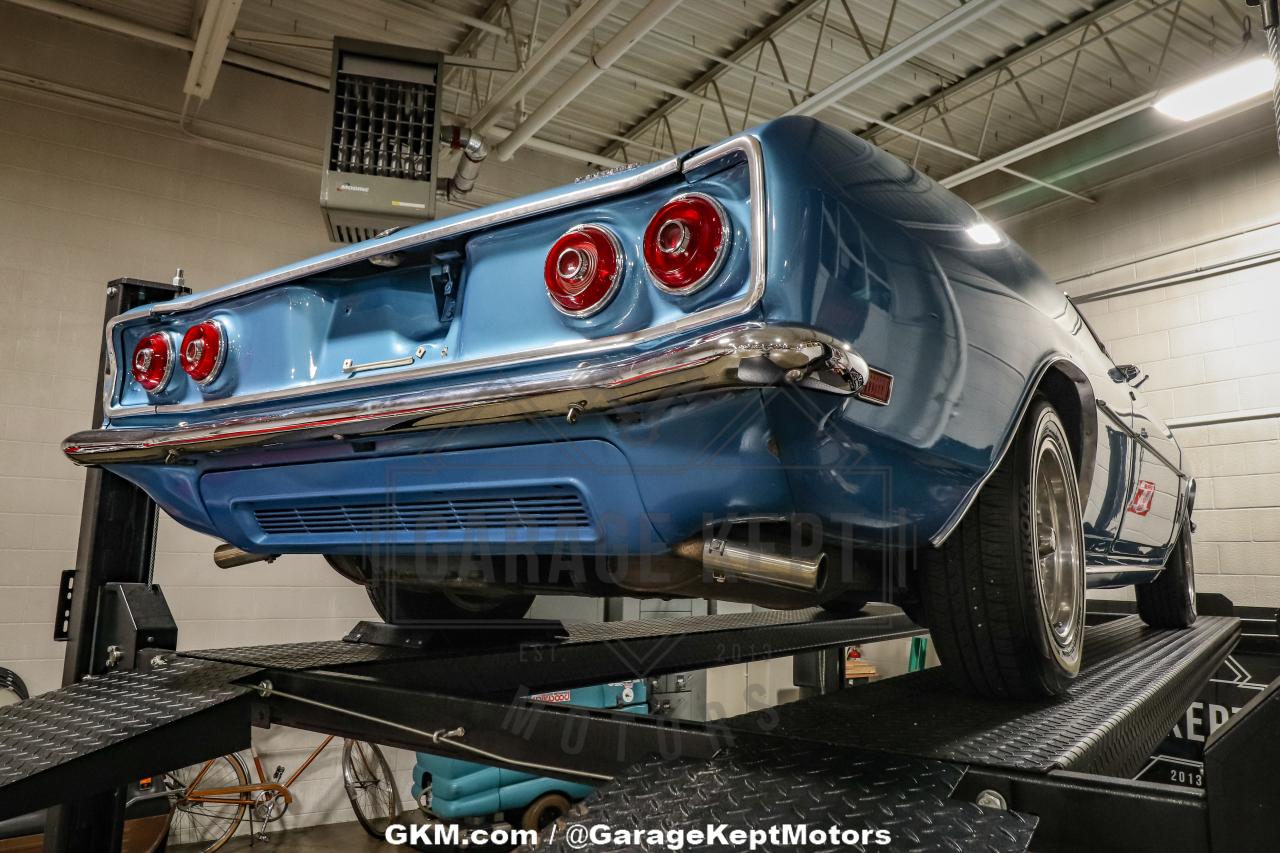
[385,822,893,849]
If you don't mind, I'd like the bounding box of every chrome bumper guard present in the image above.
[63,324,869,466]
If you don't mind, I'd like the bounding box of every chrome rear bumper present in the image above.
[63,324,869,466]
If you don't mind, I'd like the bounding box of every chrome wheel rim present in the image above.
[1184,528,1197,610]
[1031,426,1084,669]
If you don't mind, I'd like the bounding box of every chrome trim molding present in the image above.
[1096,399,1187,477]
[66,324,868,466]
[928,354,1093,548]
[1085,565,1163,589]
[342,354,417,375]
[104,135,768,421]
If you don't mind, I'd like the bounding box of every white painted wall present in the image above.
[1003,112,1280,607]
[0,4,586,835]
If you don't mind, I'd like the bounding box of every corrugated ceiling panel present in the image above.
[53,0,1262,186]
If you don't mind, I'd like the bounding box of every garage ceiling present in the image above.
[25,0,1265,204]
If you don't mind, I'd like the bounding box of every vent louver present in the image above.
[252,493,593,538]
[321,38,443,243]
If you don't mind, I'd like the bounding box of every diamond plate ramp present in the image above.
[535,734,1037,853]
[0,659,257,819]
[725,615,1240,777]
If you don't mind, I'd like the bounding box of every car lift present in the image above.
[4,279,1279,853]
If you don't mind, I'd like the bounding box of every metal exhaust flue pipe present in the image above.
[443,125,489,200]
[674,537,826,592]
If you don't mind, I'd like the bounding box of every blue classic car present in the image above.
[63,116,1196,698]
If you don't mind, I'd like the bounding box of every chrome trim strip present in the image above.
[1085,565,1164,589]
[103,135,767,421]
[928,354,1089,548]
[1096,399,1187,478]
[66,324,868,466]
[342,355,417,375]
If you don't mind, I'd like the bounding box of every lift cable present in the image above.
[1249,0,1280,155]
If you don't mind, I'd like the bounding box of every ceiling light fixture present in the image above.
[1153,57,1276,122]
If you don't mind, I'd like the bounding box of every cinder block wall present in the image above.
[1003,112,1280,606]
[0,5,584,834]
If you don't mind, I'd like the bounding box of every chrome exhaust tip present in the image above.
[214,544,279,569]
[674,536,826,592]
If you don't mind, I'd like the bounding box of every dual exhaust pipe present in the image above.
[214,544,278,570]
[214,536,826,594]
[674,536,826,592]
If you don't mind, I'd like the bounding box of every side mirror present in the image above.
[1110,364,1141,384]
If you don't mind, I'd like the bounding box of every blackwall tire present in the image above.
[324,556,536,622]
[1136,523,1197,629]
[365,584,536,622]
[923,399,1086,699]
[819,592,869,616]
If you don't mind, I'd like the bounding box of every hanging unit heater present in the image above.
[321,38,444,243]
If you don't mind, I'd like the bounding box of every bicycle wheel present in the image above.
[342,739,401,838]
[164,753,250,853]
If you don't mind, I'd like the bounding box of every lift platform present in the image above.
[12,278,1279,853]
[2,599,1272,853]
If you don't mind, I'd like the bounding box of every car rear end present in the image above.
[63,132,869,577]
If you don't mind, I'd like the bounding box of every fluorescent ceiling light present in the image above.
[966,222,1002,246]
[1154,57,1276,122]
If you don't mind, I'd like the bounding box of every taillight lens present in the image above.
[544,225,624,317]
[643,193,729,294]
[130,332,174,392]
[179,320,226,385]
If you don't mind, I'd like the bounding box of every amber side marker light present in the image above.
[857,369,894,406]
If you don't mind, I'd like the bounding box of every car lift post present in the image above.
[44,278,187,853]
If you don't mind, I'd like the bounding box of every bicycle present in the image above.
[163,736,399,851]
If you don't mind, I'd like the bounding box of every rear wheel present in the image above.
[365,585,536,622]
[819,591,869,616]
[923,399,1086,699]
[325,556,535,622]
[1136,523,1197,628]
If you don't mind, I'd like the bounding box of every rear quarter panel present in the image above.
[752,117,1169,549]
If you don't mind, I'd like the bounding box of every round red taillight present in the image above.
[179,320,226,385]
[130,332,174,392]
[643,193,729,294]
[544,225,624,317]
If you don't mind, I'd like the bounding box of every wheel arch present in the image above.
[930,354,1098,548]
[1036,358,1099,504]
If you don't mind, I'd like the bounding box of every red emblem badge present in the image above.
[1128,480,1156,516]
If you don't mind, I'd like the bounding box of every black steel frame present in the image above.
[41,278,1280,853]
[45,278,186,853]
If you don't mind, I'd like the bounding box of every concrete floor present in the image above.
[174,821,392,851]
